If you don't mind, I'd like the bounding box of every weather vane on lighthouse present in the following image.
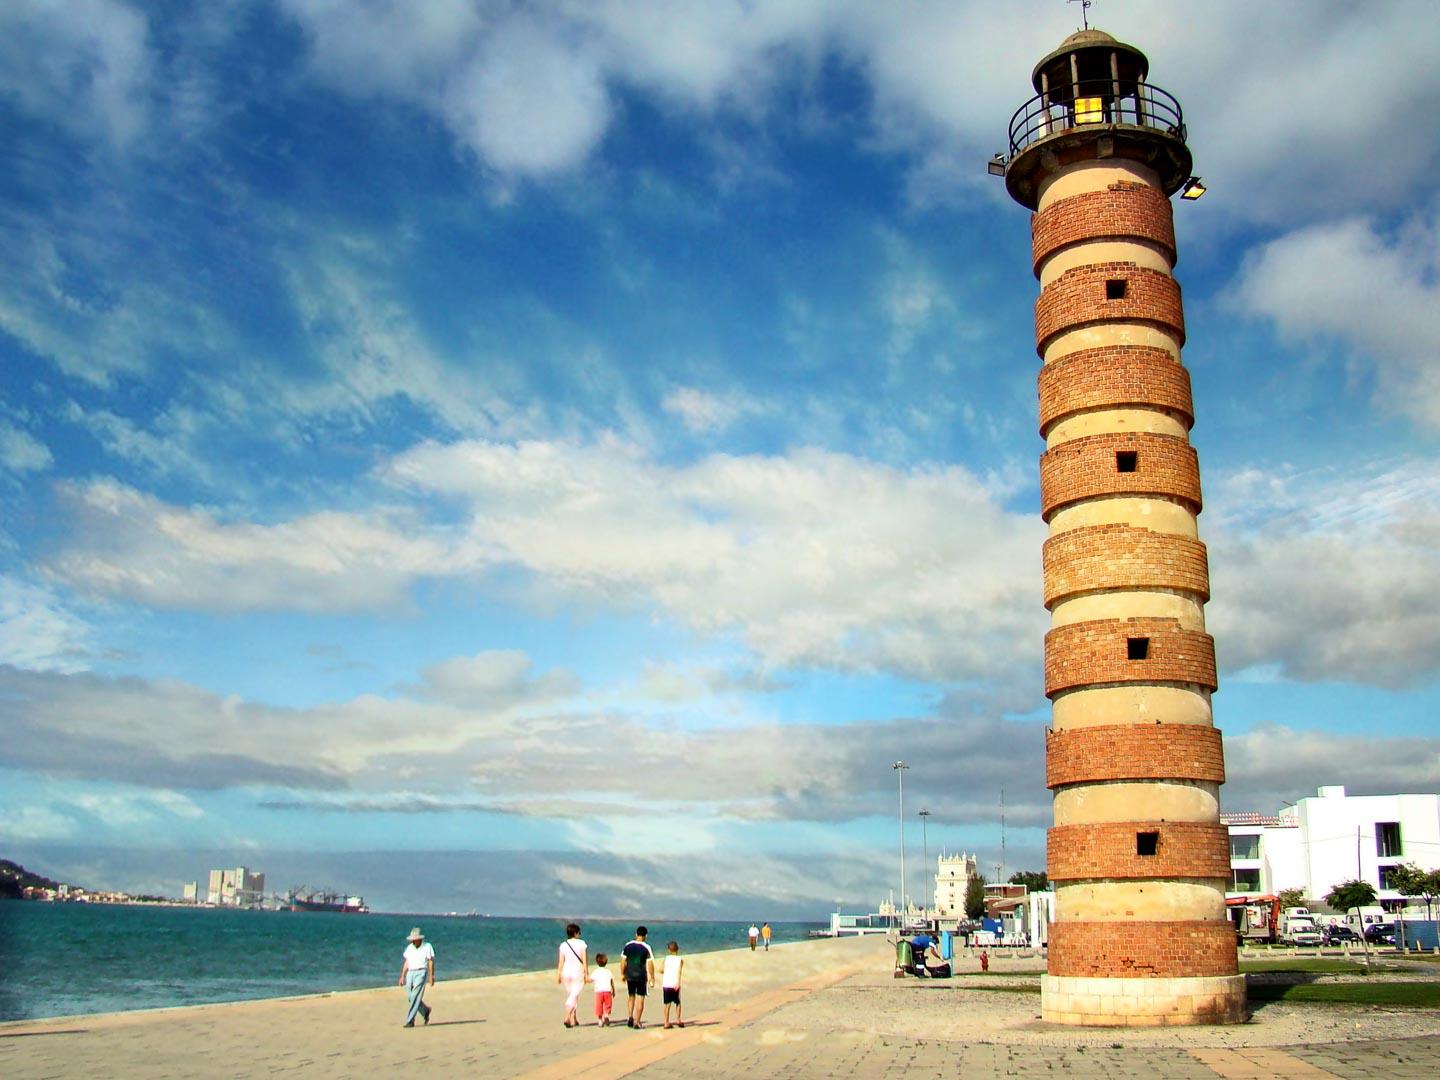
[1069,0,1092,31]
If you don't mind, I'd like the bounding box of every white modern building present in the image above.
[1224,786,1440,909]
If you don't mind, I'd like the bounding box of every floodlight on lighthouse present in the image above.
[987,153,1007,176]
[1180,176,1207,200]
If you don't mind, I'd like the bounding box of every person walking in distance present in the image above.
[397,927,435,1027]
[760,922,772,952]
[747,923,759,951]
[661,941,684,1029]
[557,922,589,1028]
[622,926,655,1029]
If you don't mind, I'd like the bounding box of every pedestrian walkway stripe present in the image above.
[513,962,871,1080]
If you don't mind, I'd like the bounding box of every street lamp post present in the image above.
[892,761,909,929]
[918,808,932,928]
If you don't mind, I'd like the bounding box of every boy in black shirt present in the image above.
[621,926,655,1028]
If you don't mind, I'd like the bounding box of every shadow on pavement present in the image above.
[1,1029,91,1038]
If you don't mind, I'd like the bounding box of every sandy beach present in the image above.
[6,936,1440,1078]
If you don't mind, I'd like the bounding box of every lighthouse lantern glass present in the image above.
[1074,96,1104,124]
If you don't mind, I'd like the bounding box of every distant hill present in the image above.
[0,858,72,899]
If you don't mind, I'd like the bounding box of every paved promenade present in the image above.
[4,936,1439,1078]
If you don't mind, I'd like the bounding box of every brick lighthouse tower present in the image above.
[998,27,1246,1025]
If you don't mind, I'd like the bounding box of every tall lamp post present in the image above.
[918,808,932,928]
[892,761,909,929]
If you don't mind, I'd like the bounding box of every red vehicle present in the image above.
[1226,894,1280,944]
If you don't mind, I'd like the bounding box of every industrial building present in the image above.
[206,866,266,907]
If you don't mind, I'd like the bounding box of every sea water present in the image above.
[0,902,822,1021]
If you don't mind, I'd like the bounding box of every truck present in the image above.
[1226,894,1280,944]
[1278,906,1324,946]
[1344,905,1394,937]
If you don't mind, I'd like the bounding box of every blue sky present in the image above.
[2,0,1439,917]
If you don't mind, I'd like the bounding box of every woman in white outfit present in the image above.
[557,922,589,1027]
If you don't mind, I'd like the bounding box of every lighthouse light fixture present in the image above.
[1180,176,1207,200]
[1074,95,1105,124]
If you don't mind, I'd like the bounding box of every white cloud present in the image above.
[275,1,1440,222]
[273,233,537,437]
[1222,725,1440,813]
[386,438,1045,681]
[0,658,1048,833]
[68,789,205,828]
[1153,1,1440,223]
[1206,458,1440,688]
[1229,211,1440,430]
[5,0,1433,225]
[661,387,756,433]
[46,479,449,615]
[0,577,90,673]
[412,649,580,706]
[442,17,611,176]
[0,423,53,473]
[0,0,152,147]
[0,804,79,842]
[62,402,216,482]
[47,438,1043,682]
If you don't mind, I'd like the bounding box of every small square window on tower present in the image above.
[1116,450,1138,472]
[1137,831,1159,856]
[1105,279,1127,300]
[1127,637,1150,660]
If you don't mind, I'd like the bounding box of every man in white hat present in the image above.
[397,927,435,1027]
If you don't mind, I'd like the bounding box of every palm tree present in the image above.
[1326,879,1378,966]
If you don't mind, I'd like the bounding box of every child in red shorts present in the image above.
[592,953,615,1026]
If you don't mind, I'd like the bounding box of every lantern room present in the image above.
[1000,29,1193,209]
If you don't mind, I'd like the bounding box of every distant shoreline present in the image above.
[2,897,830,922]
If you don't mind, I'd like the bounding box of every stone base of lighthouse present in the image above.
[1042,974,1247,1027]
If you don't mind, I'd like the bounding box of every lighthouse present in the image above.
[998,28,1246,1025]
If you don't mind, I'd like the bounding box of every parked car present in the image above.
[1363,923,1396,946]
[1323,925,1359,944]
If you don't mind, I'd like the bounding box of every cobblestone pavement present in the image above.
[1288,1036,1440,1078]
[7,936,1440,1079]
[623,1025,1440,1079]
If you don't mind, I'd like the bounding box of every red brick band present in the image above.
[1043,525,1209,608]
[1031,182,1177,275]
[1045,618,1217,696]
[1035,263,1185,355]
[1046,724,1226,789]
[1039,432,1201,522]
[1037,345,1193,436]
[1048,821,1232,881]
[1047,920,1238,979]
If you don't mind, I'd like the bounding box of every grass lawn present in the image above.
[1239,959,1369,975]
[1248,983,1440,1008]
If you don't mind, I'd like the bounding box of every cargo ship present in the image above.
[286,887,369,914]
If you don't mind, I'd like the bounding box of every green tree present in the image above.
[1276,887,1306,910]
[1326,879,1378,965]
[1009,870,1048,892]
[965,873,987,920]
[1326,878,1377,913]
[1389,863,1440,922]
